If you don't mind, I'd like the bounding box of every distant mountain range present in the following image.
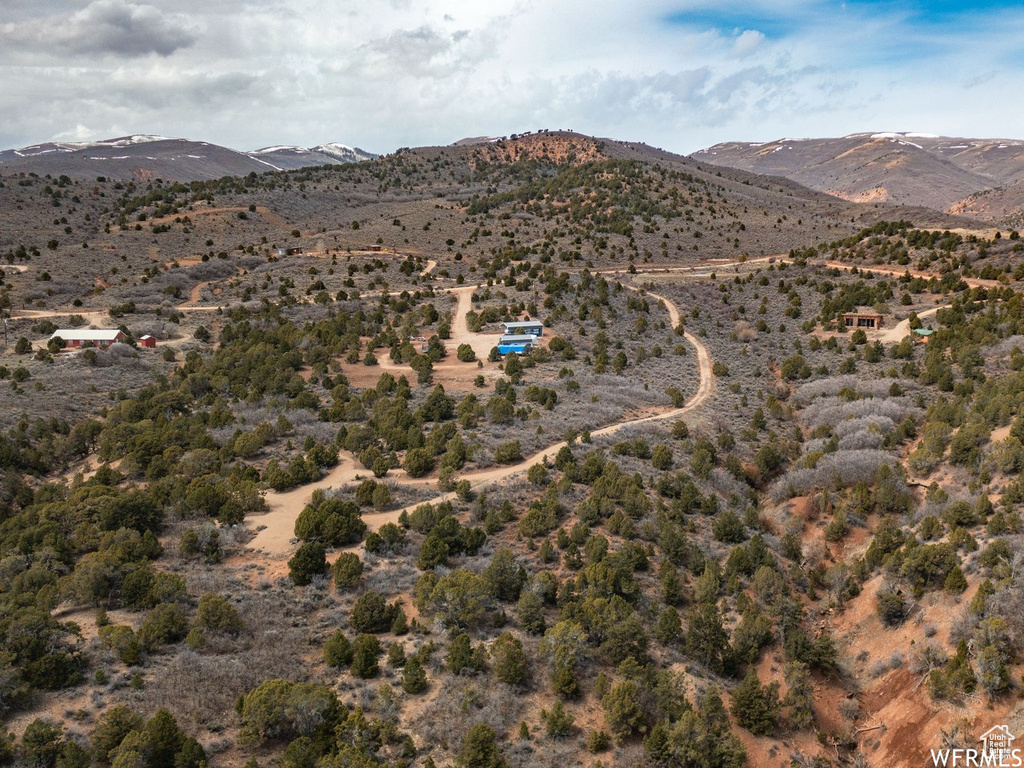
[0,135,377,182]
[5,130,1023,227]
[692,133,1024,227]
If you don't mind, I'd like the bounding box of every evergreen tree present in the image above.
[331,553,363,589]
[653,607,683,645]
[350,635,381,679]
[686,602,728,673]
[515,591,546,635]
[458,724,506,768]
[601,680,645,741]
[288,542,328,586]
[543,701,574,739]
[19,719,63,768]
[446,633,476,675]
[491,632,527,687]
[782,661,815,729]
[660,562,683,605]
[323,631,353,668]
[350,591,393,633]
[551,663,580,699]
[730,670,780,736]
[139,709,188,768]
[401,655,428,694]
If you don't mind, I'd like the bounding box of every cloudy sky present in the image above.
[1,0,1022,154]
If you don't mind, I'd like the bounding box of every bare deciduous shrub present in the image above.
[802,396,921,431]
[838,430,885,451]
[793,376,915,404]
[910,643,948,674]
[411,680,527,753]
[734,320,758,342]
[769,450,895,501]
[838,698,861,721]
[868,660,890,678]
[833,415,896,438]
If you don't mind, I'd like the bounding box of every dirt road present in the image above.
[248,454,365,553]
[821,260,1000,290]
[12,308,110,323]
[13,298,220,325]
[447,285,503,360]
[878,303,946,344]
[180,280,213,307]
[151,205,291,231]
[247,284,715,555]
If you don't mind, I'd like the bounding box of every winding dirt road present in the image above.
[247,281,715,555]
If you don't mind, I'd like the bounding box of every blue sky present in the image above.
[0,0,1021,154]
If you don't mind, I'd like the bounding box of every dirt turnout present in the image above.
[447,284,504,360]
[248,453,365,553]
[878,302,945,343]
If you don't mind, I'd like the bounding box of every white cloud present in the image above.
[732,29,765,57]
[0,0,1022,154]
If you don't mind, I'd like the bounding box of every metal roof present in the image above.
[501,320,543,329]
[499,334,537,343]
[50,329,123,341]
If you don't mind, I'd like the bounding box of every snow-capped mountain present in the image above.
[0,136,377,181]
[249,143,377,171]
[8,135,181,157]
[692,133,1024,215]
[313,143,376,163]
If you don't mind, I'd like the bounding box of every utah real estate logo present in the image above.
[930,725,1020,767]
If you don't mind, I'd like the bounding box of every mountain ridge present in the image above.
[691,132,1024,227]
[0,135,378,181]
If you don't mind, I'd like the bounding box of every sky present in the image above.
[1,0,1022,155]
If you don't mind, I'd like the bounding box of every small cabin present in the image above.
[139,335,157,348]
[842,309,884,329]
[500,320,544,337]
[50,329,125,349]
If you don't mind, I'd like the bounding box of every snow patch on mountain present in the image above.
[252,146,312,155]
[313,143,376,162]
[870,131,939,140]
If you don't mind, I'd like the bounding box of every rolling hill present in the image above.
[692,133,1024,226]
